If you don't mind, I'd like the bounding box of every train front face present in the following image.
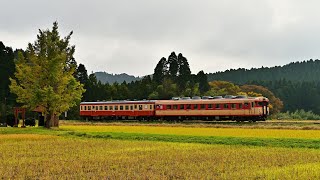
[252,97,269,119]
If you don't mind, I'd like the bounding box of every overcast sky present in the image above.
[1,0,320,76]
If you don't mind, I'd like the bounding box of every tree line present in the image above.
[207,60,320,83]
[207,61,320,115]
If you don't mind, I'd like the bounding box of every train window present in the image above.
[180,104,184,110]
[139,105,143,110]
[208,104,213,109]
[167,105,172,109]
[135,105,137,109]
[80,106,83,111]
[231,104,236,109]
[224,104,229,109]
[109,106,113,110]
[251,102,254,107]
[215,104,220,109]
[239,104,243,109]
[104,106,108,110]
[130,106,133,110]
[120,106,123,110]
[125,105,129,110]
[84,106,87,110]
[99,106,103,110]
[115,106,118,110]
[145,105,148,109]
[244,103,249,107]
[173,105,178,109]
[186,104,191,109]
[150,105,153,109]
[200,104,205,109]
[193,104,198,109]
[88,106,91,110]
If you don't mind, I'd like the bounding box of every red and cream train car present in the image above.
[155,97,269,121]
[80,100,155,120]
[80,97,269,121]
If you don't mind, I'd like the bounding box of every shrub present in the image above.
[25,118,36,126]
[6,114,17,127]
[275,109,320,120]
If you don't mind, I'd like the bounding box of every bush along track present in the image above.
[61,131,320,149]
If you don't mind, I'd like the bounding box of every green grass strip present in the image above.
[64,131,320,149]
[2,127,320,149]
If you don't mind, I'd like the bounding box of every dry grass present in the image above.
[1,135,320,179]
[0,134,56,140]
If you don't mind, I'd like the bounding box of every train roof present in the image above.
[80,97,268,105]
[80,100,156,105]
[155,97,269,104]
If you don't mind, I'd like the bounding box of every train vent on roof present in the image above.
[172,97,180,100]
[181,97,191,100]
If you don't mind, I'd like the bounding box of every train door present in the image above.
[251,102,255,115]
[262,101,268,116]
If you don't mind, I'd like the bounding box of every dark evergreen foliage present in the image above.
[25,118,36,126]
[153,57,167,84]
[207,60,320,114]
[168,52,179,78]
[0,42,16,123]
[177,53,191,89]
[250,80,320,114]
[207,59,320,83]
[196,70,210,93]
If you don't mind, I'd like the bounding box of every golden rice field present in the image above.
[60,124,320,139]
[1,122,320,179]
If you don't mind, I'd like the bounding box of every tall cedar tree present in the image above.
[196,70,210,93]
[168,52,178,78]
[0,42,15,123]
[153,57,167,84]
[10,22,85,128]
[177,53,191,89]
[75,64,89,100]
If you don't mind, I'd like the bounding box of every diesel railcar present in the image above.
[80,96,269,122]
[155,96,269,121]
[80,100,155,120]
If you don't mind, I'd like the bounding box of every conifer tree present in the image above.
[153,57,168,84]
[168,52,178,78]
[177,53,191,89]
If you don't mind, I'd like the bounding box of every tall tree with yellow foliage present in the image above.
[10,22,85,128]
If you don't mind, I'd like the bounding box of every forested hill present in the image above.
[94,71,142,84]
[207,59,320,84]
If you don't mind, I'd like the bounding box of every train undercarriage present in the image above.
[83,115,267,122]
